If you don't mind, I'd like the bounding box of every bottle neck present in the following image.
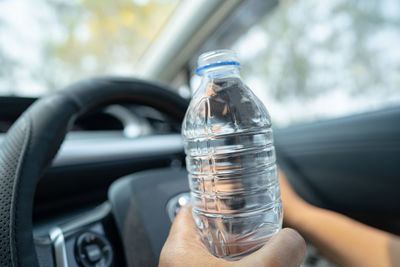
[200,65,241,79]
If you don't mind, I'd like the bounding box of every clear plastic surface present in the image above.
[182,50,282,260]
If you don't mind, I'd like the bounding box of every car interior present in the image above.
[0,0,399,266]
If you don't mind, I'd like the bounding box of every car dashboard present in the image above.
[1,96,399,267]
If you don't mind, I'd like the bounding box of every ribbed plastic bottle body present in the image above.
[182,77,282,260]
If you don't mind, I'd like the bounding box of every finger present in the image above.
[169,204,198,237]
[167,204,208,252]
[160,205,229,267]
[238,228,306,267]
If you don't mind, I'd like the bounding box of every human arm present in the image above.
[279,168,400,267]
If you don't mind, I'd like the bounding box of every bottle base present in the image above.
[215,242,264,261]
[204,229,280,261]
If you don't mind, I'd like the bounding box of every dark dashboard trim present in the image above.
[0,131,184,168]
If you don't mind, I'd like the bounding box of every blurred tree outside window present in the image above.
[0,0,179,96]
[225,0,400,127]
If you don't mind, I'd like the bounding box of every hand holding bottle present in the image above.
[159,205,305,267]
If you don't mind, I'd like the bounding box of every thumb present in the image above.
[238,228,306,267]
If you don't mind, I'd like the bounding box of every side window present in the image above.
[191,0,400,128]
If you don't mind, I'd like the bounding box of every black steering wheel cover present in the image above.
[0,77,188,266]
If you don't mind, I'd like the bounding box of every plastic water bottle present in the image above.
[182,50,282,260]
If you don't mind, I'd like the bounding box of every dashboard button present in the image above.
[75,231,113,267]
[85,244,102,263]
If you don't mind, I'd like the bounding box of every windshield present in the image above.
[233,0,400,127]
[0,0,179,96]
[187,0,400,128]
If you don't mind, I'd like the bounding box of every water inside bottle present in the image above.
[183,51,282,260]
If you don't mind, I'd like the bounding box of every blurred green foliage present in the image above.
[0,0,179,94]
[45,0,179,90]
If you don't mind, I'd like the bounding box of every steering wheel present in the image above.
[0,77,188,267]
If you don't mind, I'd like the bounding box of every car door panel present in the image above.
[275,106,400,234]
